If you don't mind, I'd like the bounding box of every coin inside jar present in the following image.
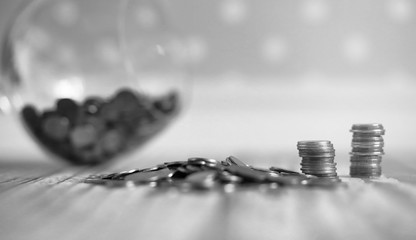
[20,88,180,165]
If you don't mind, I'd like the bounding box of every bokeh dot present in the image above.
[343,35,370,63]
[95,40,121,65]
[57,45,76,64]
[387,0,413,23]
[300,0,329,24]
[260,37,288,63]
[135,6,159,28]
[186,37,208,63]
[25,27,51,50]
[52,1,79,26]
[219,0,248,25]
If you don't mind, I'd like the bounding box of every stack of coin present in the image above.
[20,88,179,165]
[297,140,338,178]
[349,123,385,178]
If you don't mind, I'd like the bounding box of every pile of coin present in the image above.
[349,123,385,178]
[297,140,338,178]
[20,88,179,165]
[85,156,345,190]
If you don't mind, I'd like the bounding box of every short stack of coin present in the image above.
[297,140,338,178]
[349,123,385,178]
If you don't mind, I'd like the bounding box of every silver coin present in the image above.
[350,166,382,171]
[350,155,382,160]
[301,169,337,174]
[124,167,173,182]
[301,156,335,161]
[351,142,384,148]
[350,151,384,156]
[188,158,221,169]
[350,160,382,165]
[351,145,384,151]
[352,131,385,137]
[185,164,203,173]
[226,165,268,182]
[225,156,250,167]
[351,123,384,132]
[298,148,335,153]
[269,167,303,175]
[297,144,334,149]
[301,161,336,165]
[350,162,381,167]
[301,163,336,168]
[70,124,99,149]
[307,173,338,177]
[164,161,187,169]
[297,140,332,146]
[351,123,384,130]
[42,115,70,141]
[301,165,337,170]
[352,135,383,141]
[299,152,336,157]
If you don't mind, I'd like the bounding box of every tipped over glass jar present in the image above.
[0,0,189,165]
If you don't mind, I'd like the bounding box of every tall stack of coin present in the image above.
[297,140,338,178]
[349,123,385,178]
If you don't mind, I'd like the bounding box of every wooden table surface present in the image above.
[0,152,415,240]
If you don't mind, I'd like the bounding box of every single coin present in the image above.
[297,140,332,147]
[124,167,173,182]
[301,156,335,162]
[70,124,98,149]
[350,162,380,167]
[226,165,268,182]
[153,91,178,114]
[299,152,336,157]
[99,129,125,155]
[21,105,42,133]
[41,114,70,141]
[82,97,104,115]
[352,136,384,142]
[351,123,384,131]
[225,156,250,167]
[350,151,384,156]
[350,155,382,161]
[56,98,79,125]
[269,167,302,175]
[298,148,335,153]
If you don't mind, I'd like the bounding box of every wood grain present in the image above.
[0,154,415,240]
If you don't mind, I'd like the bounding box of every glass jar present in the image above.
[0,0,189,165]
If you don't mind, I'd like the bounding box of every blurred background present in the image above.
[0,0,415,169]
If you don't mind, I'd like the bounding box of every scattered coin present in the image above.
[85,156,345,191]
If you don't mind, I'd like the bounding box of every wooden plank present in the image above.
[0,155,416,240]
